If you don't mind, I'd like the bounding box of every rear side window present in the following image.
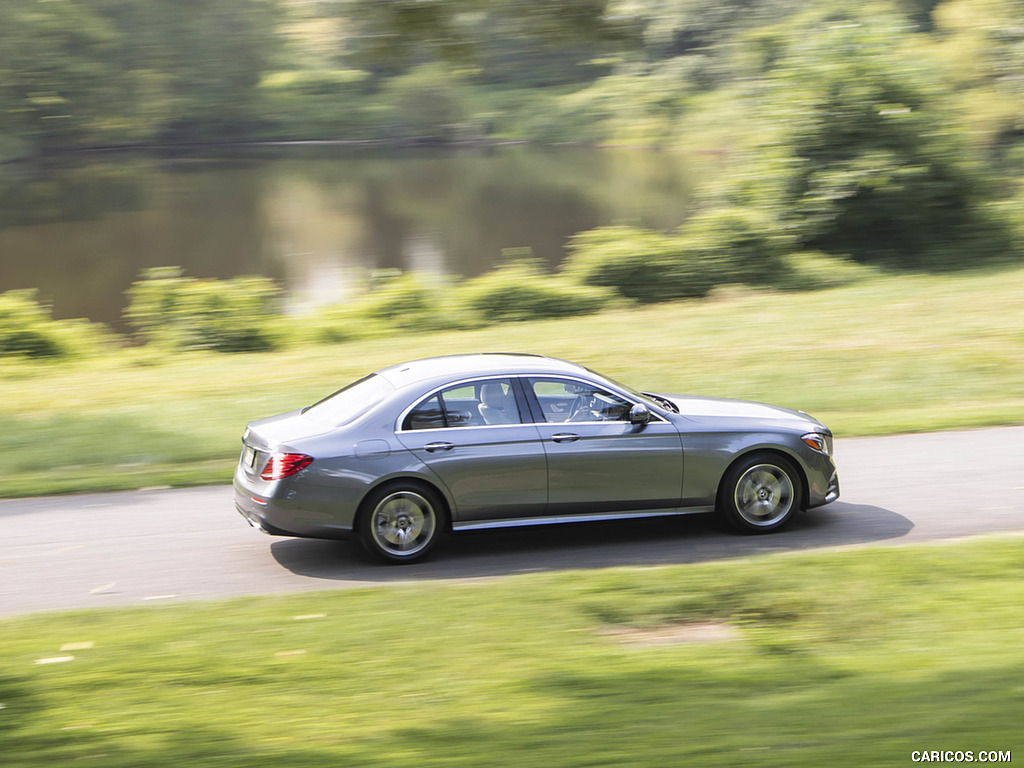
[303,374,394,427]
[403,394,446,431]
[402,378,522,430]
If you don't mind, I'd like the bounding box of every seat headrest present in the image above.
[481,382,506,408]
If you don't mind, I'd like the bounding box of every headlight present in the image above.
[801,432,832,456]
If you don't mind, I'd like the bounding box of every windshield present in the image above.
[302,374,395,426]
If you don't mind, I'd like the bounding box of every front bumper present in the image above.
[824,471,840,504]
[805,466,840,509]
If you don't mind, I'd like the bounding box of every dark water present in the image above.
[0,146,697,332]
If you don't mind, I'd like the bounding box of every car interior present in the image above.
[401,376,633,430]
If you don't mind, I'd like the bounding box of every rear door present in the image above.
[395,377,548,523]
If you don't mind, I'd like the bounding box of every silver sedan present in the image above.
[234,354,839,562]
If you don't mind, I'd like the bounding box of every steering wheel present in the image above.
[567,395,592,422]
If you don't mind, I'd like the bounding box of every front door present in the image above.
[524,377,683,515]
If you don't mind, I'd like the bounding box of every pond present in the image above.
[0,145,698,333]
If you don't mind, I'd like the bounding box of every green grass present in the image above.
[3,265,1024,497]
[2,536,1022,767]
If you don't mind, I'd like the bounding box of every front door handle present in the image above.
[424,441,454,453]
[551,433,581,443]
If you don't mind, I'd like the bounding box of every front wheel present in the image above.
[358,483,446,563]
[719,454,802,533]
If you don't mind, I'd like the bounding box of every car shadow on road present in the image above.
[269,501,913,583]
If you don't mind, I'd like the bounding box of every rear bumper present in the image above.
[234,497,296,537]
[233,464,356,540]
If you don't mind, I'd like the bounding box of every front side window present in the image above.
[402,378,522,430]
[528,378,632,423]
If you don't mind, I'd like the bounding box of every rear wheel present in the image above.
[358,482,446,563]
[719,454,802,533]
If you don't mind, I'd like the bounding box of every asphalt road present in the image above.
[2,426,1022,617]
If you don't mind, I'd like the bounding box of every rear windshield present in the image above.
[302,374,394,427]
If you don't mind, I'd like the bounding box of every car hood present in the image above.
[659,394,828,431]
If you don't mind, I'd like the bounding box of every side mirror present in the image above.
[629,403,651,426]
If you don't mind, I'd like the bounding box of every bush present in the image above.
[562,226,718,302]
[310,272,467,344]
[679,206,783,285]
[124,268,281,352]
[379,64,473,140]
[564,207,788,303]
[0,289,113,359]
[457,262,615,322]
[358,271,457,331]
[258,69,377,138]
[526,64,686,146]
[774,251,880,291]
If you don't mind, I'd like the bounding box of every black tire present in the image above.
[718,453,802,533]
[357,481,447,563]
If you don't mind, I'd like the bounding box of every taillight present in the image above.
[260,453,313,481]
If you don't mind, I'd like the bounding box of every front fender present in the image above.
[680,432,811,507]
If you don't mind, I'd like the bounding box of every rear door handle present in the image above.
[551,433,581,443]
[424,441,454,453]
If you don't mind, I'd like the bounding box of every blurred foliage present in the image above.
[0,0,279,149]
[307,264,615,343]
[456,260,616,322]
[345,0,628,74]
[309,271,466,343]
[751,11,1012,267]
[116,263,617,352]
[773,251,881,291]
[379,64,475,140]
[0,290,113,359]
[125,267,280,352]
[565,3,1024,275]
[3,0,1024,280]
[258,69,376,138]
[564,210,781,302]
[563,226,713,302]
[679,207,783,283]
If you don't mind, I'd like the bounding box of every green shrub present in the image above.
[0,289,113,359]
[358,271,456,331]
[258,69,378,138]
[679,206,783,285]
[565,208,788,303]
[380,64,473,140]
[562,226,717,302]
[124,267,281,352]
[310,272,466,344]
[457,262,615,322]
[525,65,685,146]
[0,290,61,358]
[774,251,880,291]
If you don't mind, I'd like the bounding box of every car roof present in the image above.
[375,354,591,389]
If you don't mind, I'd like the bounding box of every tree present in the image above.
[715,9,1011,267]
[0,0,129,149]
